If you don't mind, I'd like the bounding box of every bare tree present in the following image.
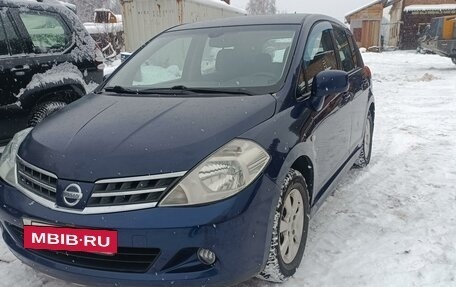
[246,0,277,15]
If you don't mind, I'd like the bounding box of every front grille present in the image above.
[33,247,160,273]
[16,157,57,201]
[14,156,186,213]
[7,224,160,273]
[87,172,184,207]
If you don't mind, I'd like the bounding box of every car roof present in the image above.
[0,0,67,10]
[169,14,343,31]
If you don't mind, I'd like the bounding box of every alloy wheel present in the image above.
[279,188,304,264]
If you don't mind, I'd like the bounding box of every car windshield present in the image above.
[105,25,300,95]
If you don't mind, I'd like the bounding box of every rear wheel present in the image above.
[452,57,456,65]
[258,169,310,283]
[354,110,374,168]
[28,101,66,127]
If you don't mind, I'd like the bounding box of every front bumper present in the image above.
[0,175,279,287]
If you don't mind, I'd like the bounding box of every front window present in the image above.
[106,25,300,95]
[298,22,337,94]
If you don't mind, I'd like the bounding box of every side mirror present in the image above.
[310,70,349,111]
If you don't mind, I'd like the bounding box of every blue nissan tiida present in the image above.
[0,14,374,287]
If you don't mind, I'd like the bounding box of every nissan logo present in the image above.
[62,184,83,207]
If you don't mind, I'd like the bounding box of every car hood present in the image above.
[19,93,276,182]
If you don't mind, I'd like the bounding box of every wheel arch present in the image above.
[290,156,314,204]
[18,81,86,111]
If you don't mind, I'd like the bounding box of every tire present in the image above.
[354,110,374,168]
[452,58,456,65]
[28,101,66,127]
[258,169,310,283]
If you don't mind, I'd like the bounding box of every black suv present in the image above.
[0,0,103,145]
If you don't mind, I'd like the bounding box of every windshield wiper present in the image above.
[104,86,140,94]
[169,85,253,96]
[104,85,253,96]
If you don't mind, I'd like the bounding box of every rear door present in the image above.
[332,25,369,152]
[9,8,74,85]
[0,9,30,98]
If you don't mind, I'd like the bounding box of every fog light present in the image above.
[197,248,216,265]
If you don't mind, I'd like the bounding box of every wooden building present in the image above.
[345,0,388,48]
[389,0,456,49]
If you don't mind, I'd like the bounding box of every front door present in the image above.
[0,9,29,143]
[299,21,352,197]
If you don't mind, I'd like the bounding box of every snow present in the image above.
[103,59,183,84]
[191,0,247,15]
[104,59,121,76]
[15,62,86,98]
[1,51,456,286]
[133,65,182,86]
[404,4,456,12]
[83,22,123,35]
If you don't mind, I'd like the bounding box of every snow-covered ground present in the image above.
[1,51,456,286]
[103,58,121,76]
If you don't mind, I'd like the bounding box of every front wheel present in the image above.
[258,169,310,283]
[354,110,374,168]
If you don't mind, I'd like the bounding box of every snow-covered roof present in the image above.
[190,0,247,15]
[345,0,387,18]
[94,8,112,12]
[84,22,123,34]
[404,4,456,12]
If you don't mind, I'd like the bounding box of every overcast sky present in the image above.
[230,0,377,22]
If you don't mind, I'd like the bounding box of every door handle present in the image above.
[11,65,31,76]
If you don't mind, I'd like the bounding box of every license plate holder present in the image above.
[23,219,117,254]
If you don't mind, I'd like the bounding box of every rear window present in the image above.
[19,12,71,53]
[333,27,355,72]
[346,31,362,68]
[0,18,8,56]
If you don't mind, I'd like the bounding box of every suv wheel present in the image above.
[354,110,374,168]
[258,169,310,283]
[28,101,67,127]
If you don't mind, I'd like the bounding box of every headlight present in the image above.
[0,128,32,186]
[160,139,270,206]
